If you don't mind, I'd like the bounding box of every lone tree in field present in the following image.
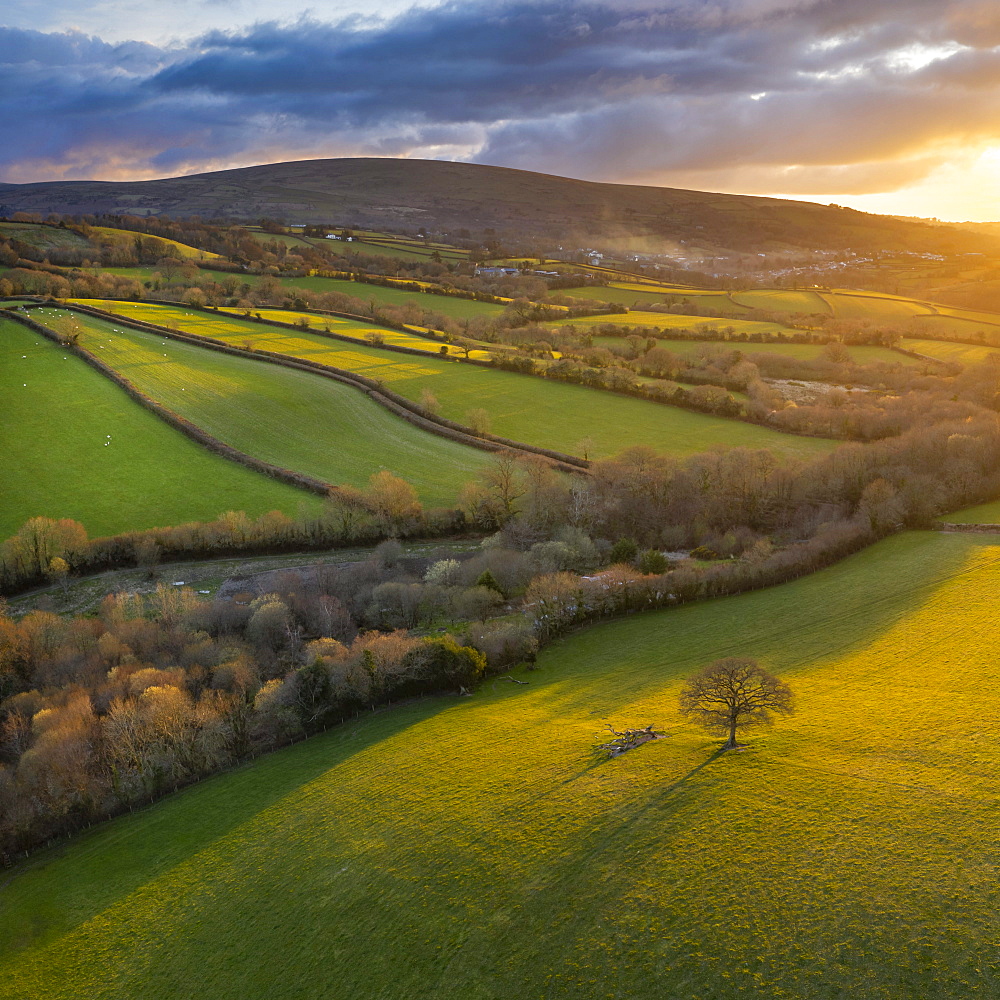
[678,657,793,750]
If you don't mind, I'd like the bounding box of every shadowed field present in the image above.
[2,531,999,997]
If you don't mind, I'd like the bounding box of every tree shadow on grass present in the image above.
[527,531,988,723]
[0,694,452,960]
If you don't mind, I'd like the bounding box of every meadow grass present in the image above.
[592,335,918,366]
[0,222,91,252]
[90,269,505,320]
[730,289,831,313]
[88,227,221,260]
[821,290,932,322]
[0,317,320,539]
[3,531,1000,997]
[554,310,795,336]
[70,301,836,461]
[32,307,494,507]
[560,284,743,310]
[216,306,485,357]
[939,499,1000,523]
[900,338,1000,365]
[273,276,504,319]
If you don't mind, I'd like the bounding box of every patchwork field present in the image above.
[3,531,999,997]
[592,335,918,366]
[900,338,1000,365]
[67,301,836,460]
[274,277,505,319]
[939,499,1000,523]
[820,289,932,321]
[554,310,795,336]
[215,306,485,358]
[730,288,831,313]
[92,269,505,320]
[31,307,494,507]
[89,227,220,260]
[561,283,742,310]
[0,317,319,539]
[909,313,1000,341]
[0,222,92,252]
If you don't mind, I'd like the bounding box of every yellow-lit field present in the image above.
[3,531,1000,997]
[553,310,794,336]
[65,300,835,461]
[900,338,1000,365]
[730,288,831,313]
[217,306,491,358]
[89,227,221,260]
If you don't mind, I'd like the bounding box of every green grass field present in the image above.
[561,284,743,311]
[3,530,999,997]
[730,288,831,314]
[91,269,504,321]
[0,318,320,539]
[820,290,932,322]
[277,277,504,319]
[217,307,490,358]
[591,335,917,366]
[555,310,794,336]
[900,338,1000,365]
[939,499,1000,523]
[0,222,91,252]
[88,227,221,260]
[69,301,835,461]
[31,307,494,507]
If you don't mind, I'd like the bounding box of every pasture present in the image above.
[3,530,1000,997]
[556,310,800,336]
[90,268,505,320]
[0,222,91,252]
[88,227,220,260]
[939,499,1000,523]
[900,338,1000,365]
[31,307,494,508]
[820,289,932,321]
[592,335,918,366]
[278,277,506,319]
[69,300,836,460]
[561,283,741,310]
[730,288,831,313]
[0,317,318,539]
[215,306,484,358]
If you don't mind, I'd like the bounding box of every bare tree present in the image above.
[678,657,793,749]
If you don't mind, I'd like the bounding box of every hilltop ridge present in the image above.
[1,157,995,258]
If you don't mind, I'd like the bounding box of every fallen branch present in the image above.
[594,724,667,758]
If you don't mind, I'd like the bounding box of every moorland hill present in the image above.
[2,158,996,258]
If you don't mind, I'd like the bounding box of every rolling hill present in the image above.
[2,158,997,257]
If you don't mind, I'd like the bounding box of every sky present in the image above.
[3,0,1000,221]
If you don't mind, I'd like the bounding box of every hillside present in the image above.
[1,158,996,257]
[4,531,1000,998]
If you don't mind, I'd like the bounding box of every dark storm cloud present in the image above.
[3,0,1000,191]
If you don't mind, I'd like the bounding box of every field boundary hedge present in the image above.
[19,300,588,474]
[2,308,341,498]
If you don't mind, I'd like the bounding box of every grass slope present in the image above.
[72,301,835,461]
[275,277,503,319]
[32,307,493,507]
[901,338,1000,365]
[593,335,916,366]
[94,269,505,320]
[0,317,318,539]
[216,306,482,358]
[555,310,793,335]
[3,531,1000,997]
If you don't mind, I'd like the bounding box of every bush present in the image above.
[638,549,669,574]
[608,537,638,564]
